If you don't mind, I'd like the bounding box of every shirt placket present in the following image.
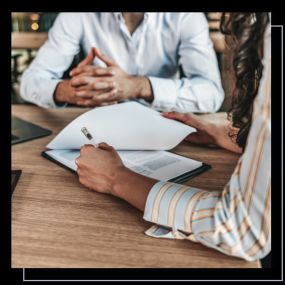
[132,20,148,75]
[117,14,147,75]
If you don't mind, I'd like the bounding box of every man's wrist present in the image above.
[54,81,65,104]
[131,76,154,102]
[53,80,70,104]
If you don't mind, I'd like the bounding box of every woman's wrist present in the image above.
[111,166,133,197]
[111,166,157,212]
[210,121,242,154]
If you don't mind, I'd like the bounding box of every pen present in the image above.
[81,127,98,148]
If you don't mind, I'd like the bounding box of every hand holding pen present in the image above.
[75,126,126,195]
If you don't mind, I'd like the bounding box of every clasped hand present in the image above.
[70,48,138,106]
[55,47,151,107]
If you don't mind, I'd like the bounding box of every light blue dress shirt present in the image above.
[20,13,224,112]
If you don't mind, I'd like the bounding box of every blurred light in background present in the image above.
[12,12,58,32]
[31,22,39,31]
[30,13,40,21]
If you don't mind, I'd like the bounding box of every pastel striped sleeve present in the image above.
[143,147,270,261]
[143,181,203,230]
[143,181,223,242]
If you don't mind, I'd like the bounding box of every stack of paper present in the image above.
[43,102,209,182]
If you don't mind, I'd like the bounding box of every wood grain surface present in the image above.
[12,105,260,268]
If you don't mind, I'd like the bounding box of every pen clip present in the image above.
[81,127,93,140]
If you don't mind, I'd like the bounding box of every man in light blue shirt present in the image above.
[20,13,224,112]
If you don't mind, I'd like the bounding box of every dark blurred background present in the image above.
[11,13,59,104]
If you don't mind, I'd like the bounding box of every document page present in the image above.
[45,149,202,181]
[46,102,195,151]
[118,150,202,180]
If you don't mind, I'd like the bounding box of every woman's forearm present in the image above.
[112,168,158,212]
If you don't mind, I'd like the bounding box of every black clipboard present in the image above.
[42,151,211,184]
[169,163,211,183]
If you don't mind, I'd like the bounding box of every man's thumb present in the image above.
[93,47,117,67]
[77,48,96,67]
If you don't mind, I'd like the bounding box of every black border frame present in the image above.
[1,2,282,283]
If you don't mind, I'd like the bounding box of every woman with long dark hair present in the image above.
[75,13,271,261]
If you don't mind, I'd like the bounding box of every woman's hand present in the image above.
[76,142,157,211]
[163,112,242,154]
[75,143,127,195]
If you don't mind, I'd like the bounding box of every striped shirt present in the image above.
[143,23,271,261]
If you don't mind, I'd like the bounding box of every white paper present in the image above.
[118,150,202,180]
[45,149,202,181]
[46,102,195,151]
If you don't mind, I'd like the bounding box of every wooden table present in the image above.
[12,105,260,268]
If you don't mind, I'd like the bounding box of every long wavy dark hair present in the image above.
[220,13,269,149]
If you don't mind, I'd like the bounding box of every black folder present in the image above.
[42,151,211,184]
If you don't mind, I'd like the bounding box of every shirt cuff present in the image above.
[147,77,178,111]
[33,79,67,108]
[144,225,199,242]
[143,181,202,232]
